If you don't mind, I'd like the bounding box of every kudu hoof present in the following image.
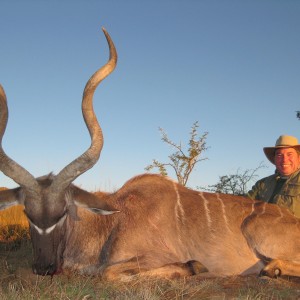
[259,267,281,278]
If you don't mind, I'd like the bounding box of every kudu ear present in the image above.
[81,206,119,215]
[71,186,119,215]
[0,187,24,210]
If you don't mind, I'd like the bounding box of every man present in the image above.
[247,135,300,217]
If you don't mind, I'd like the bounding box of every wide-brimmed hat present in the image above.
[263,135,300,164]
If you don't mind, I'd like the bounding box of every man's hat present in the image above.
[263,135,300,164]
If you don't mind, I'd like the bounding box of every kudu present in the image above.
[1,29,300,281]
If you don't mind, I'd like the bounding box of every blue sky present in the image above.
[0,0,299,192]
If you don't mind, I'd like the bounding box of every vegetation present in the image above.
[200,162,266,195]
[145,121,208,186]
[0,197,29,251]
[2,197,300,298]
[1,242,300,299]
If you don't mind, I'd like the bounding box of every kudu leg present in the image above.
[101,259,208,281]
[242,209,300,278]
[260,259,300,278]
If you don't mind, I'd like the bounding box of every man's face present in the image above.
[274,148,300,176]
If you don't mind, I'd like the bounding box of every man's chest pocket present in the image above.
[279,183,300,217]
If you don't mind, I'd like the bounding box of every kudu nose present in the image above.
[32,263,56,276]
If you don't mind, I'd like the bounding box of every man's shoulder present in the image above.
[247,173,277,200]
[289,169,300,182]
[256,173,277,185]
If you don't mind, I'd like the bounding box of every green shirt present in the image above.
[247,169,300,217]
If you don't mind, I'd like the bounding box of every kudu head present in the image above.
[0,28,118,275]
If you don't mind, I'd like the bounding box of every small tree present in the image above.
[145,121,208,186]
[199,162,266,196]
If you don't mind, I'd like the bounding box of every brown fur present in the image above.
[2,169,300,280]
[54,173,300,280]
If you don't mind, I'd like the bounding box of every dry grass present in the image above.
[1,203,300,298]
[0,203,29,251]
[0,205,28,228]
[0,187,28,231]
[1,241,300,299]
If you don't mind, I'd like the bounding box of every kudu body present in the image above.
[1,29,300,281]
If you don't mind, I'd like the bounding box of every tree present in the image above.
[145,121,208,186]
[199,162,266,196]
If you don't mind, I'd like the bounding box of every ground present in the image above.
[1,239,300,299]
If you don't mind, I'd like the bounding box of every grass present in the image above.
[1,253,300,300]
[1,206,300,299]
[0,205,28,228]
[0,202,29,251]
[0,187,28,229]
